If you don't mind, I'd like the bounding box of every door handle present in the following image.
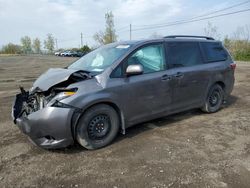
[161,74,171,81]
[174,72,184,78]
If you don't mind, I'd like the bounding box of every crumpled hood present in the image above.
[31,68,88,92]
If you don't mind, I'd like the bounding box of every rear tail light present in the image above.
[230,63,236,70]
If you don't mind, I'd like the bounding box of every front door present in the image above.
[110,43,173,125]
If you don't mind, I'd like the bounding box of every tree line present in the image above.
[0,11,116,55]
[1,34,55,54]
[0,33,91,55]
[0,11,249,61]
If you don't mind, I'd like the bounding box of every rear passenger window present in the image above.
[201,42,228,62]
[166,42,203,68]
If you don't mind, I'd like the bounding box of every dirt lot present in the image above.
[0,55,249,188]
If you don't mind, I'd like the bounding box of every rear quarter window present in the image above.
[201,42,228,62]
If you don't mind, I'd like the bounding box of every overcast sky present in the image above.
[0,0,250,49]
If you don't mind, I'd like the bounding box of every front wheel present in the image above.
[201,84,224,113]
[76,104,119,150]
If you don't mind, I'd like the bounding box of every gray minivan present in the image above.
[12,35,235,150]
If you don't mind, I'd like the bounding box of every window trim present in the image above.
[110,42,167,78]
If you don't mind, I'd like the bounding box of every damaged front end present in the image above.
[11,68,91,149]
[12,86,78,122]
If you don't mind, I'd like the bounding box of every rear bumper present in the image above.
[14,106,75,149]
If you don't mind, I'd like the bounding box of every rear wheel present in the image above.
[202,84,224,113]
[76,104,119,150]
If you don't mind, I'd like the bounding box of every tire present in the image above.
[76,104,119,150]
[202,84,224,113]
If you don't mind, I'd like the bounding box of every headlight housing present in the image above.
[47,89,77,107]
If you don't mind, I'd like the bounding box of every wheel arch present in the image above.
[215,81,225,90]
[71,101,126,141]
[203,80,226,105]
[202,81,225,113]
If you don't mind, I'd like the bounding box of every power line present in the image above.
[186,0,250,19]
[115,0,250,34]
[130,8,250,32]
[133,0,250,29]
[56,1,250,43]
[116,25,130,32]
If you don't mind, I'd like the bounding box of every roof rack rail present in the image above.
[164,35,214,40]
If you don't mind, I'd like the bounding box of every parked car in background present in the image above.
[60,51,78,57]
[76,52,86,57]
[55,50,87,57]
[54,51,61,56]
[60,51,70,57]
[12,35,235,150]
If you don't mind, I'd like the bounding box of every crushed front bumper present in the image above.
[12,93,75,149]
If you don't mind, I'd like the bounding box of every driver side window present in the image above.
[127,44,165,74]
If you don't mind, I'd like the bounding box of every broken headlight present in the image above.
[47,89,77,107]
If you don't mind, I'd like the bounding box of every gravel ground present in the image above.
[0,55,250,188]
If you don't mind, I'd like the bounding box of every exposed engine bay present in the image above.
[12,69,92,122]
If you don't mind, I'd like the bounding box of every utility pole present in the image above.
[130,24,132,40]
[55,38,58,50]
[80,33,83,48]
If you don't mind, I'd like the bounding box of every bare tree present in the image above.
[204,22,220,39]
[230,25,250,59]
[21,36,32,54]
[33,38,41,54]
[93,31,105,45]
[94,11,117,45]
[233,25,250,41]
[223,35,231,49]
[224,25,250,61]
[44,33,55,54]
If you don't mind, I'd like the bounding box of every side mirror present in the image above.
[126,64,143,76]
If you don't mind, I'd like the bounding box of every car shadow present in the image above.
[223,95,238,108]
[52,95,238,154]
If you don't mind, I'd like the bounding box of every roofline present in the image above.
[164,35,214,40]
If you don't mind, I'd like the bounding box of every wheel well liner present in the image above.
[215,81,225,90]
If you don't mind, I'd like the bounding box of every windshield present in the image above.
[68,43,132,73]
